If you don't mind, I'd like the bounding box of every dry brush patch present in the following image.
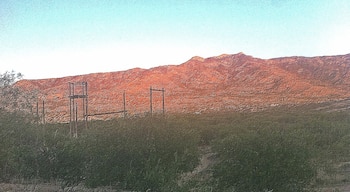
[1,105,350,191]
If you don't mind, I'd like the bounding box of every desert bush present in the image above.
[36,131,85,187]
[80,116,199,191]
[0,110,37,181]
[209,109,350,191]
[213,130,316,192]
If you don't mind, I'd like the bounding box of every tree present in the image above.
[0,71,39,180]
[0,71,36,113]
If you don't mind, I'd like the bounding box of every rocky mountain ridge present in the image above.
[16,53,350,122]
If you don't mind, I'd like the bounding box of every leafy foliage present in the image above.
[0,71,36,113]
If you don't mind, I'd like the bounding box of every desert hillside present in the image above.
[16,53,350,122]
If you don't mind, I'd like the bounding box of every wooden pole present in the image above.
[82,83,85,128]
[36,101,39,126]
[85,82,88,128]
[150,86,153,115]
[42,100,45,125]
[84,82,88,129]
[75,103,78,138]
[123,91,126,118]
[162,88,165,115]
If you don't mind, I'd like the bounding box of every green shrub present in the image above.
[0,110,37,181]
[82,117,200,191]
[213,131,316,192]
[36,134,84,187]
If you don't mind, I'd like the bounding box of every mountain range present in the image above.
[16,53,350,122]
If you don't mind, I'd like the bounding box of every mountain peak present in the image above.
[189,56,205,62]
[215,54,230,59]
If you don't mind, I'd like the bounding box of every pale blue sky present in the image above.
[1,0,349,79]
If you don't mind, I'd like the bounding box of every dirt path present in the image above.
[178,145,217,186]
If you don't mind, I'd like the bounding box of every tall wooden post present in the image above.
[150,86,153,115]
[162,88,165,115]
[42,100,45,125]
[123,91,126,118]
[36,101,39,126]
[75,103,78,138]
[83,82,88,129]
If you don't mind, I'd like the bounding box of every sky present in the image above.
[1,0,350,79]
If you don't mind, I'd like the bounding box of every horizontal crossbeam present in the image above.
[69,95,87,99]
[150,88,165,92]
[88,110,127,116]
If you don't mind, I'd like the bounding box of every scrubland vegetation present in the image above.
[1,107,350,191]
